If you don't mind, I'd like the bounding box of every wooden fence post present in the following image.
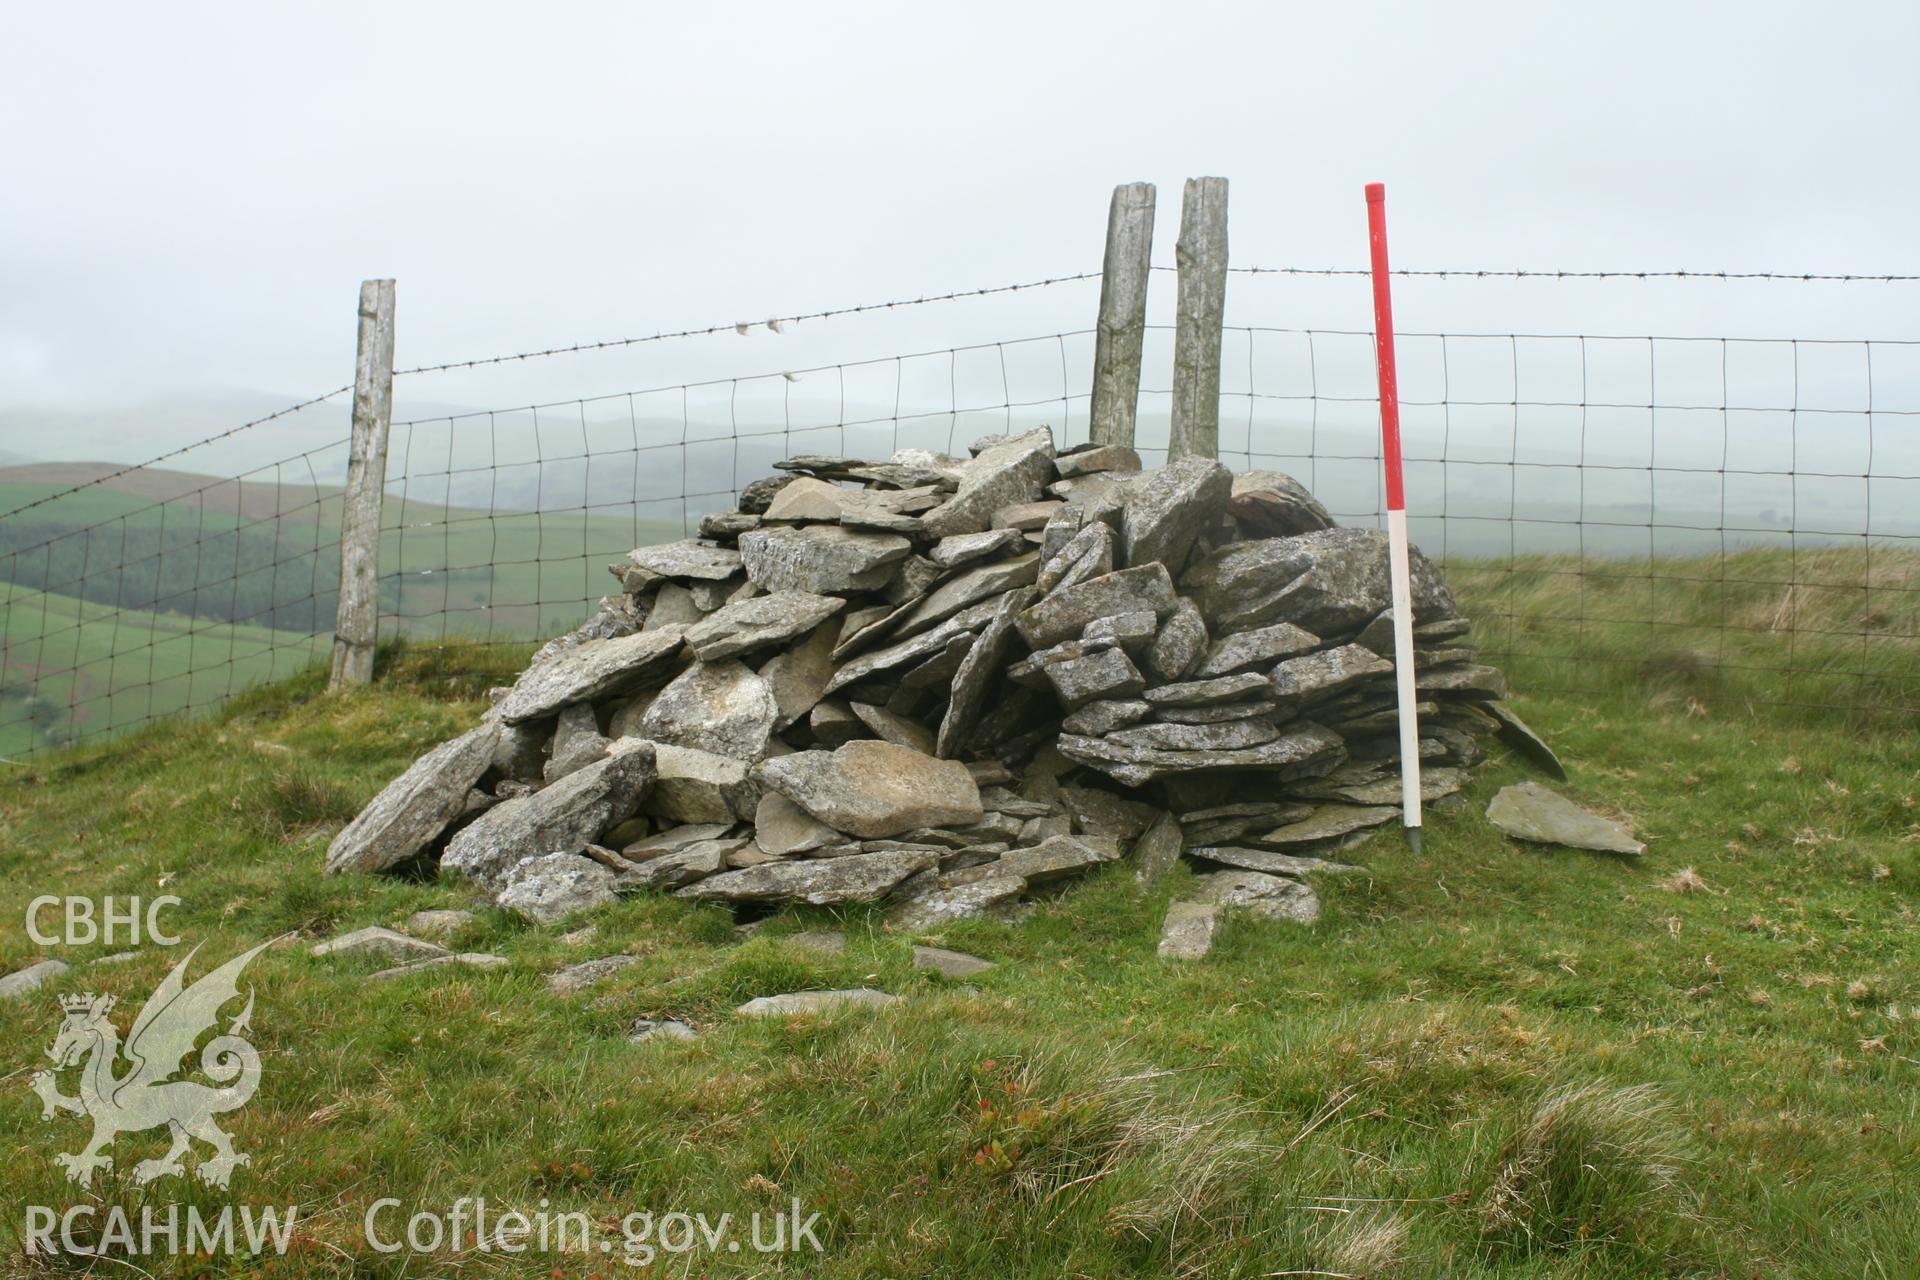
[1088,181,1156,448]
[1168,176,1229,461]
[328,278,396,690]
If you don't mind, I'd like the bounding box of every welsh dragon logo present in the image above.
[29,941,270,1189]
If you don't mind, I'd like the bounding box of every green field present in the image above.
[0,477,683,638]
[1,474,683,754]
[0,622,1914,1276]
[0,584,329,758]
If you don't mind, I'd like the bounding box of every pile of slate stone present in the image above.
[324,427,1544,931]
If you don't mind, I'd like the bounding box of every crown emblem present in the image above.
[59,992,112,1015]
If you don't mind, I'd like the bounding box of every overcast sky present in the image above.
[3,0,1917,469]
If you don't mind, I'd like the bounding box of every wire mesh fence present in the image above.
[3,268,1917,760]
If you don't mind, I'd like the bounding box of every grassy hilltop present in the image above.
[0,598,1915,1275]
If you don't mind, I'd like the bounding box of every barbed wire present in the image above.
[5,262,1914,528]
[0,272,1105,526]
[0,385,353,523]
[388,271,1103,376]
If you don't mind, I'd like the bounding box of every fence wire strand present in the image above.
[6,268,1920,758]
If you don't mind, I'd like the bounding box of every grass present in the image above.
[1444,545,1920,726]
[0,611,1916,1277]
[0,584,329,758]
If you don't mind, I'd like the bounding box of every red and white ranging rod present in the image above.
[1364,182,1424,852]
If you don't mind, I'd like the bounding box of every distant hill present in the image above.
[0,461,338,522]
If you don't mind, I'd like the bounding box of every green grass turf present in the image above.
[0,633,1915,1276]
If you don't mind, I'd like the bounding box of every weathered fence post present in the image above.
[1168,176,1229,461]
[328,278,396,690]
[1088,181,1156,448]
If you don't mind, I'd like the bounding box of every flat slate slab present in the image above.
[735,988,902,1017]
[0,959,69,999]
[683,590,845,662]
[944,834,1118,886]
[325,722,499,875]
[312,926,450,962]
[496,628,686,722]
[367,952,510,981]
[547,954,640,994]
[676,847,938,904]
[886,874,1026,931]
[443,747,656,891]
[1186,847,1365,877]
[627,539,743,581]
[1193,622,1321,678]
[739,525,912,593]
[1486,781,1644,854]
[754,740,983,839]
[1058,722,1346,789]
[1157,901,1222,959]
[929,527,1024,568]
[1253,803,1398,848]
[1188,869,1321,924]
[911,945,994,978]
[1486,700,1568,780]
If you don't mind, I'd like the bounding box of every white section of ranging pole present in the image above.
[1385,507,1423,844]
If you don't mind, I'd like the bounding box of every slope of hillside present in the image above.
[0,584,328,756]
[0,650,1912,1276]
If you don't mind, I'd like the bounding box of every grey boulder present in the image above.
[1182,528,1455,637]
[1486,782,1645,855]
[635,660,779,761]
[1225,471,1336,538]
[683,591,846,662]
[325,721,499,875]
[738,525,911,593]
[442,747,656,891]
[754,740,983,839]
[678,847,938,904]
[496,628,686,723]
[0,959,69,999]
[496,853,620,924]
[1016,564,1180,649]
[921,427,1056,537]
[1120,456,1233,572]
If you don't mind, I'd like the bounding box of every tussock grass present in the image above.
[1445,545,1920,725]
[1478,1083,1692,1257]
[236,763,360,839]
[1,617,1917,1276]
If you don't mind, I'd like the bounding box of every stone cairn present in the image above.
[325,427,1537,937]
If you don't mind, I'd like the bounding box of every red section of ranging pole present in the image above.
[1365,182,1405,512]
